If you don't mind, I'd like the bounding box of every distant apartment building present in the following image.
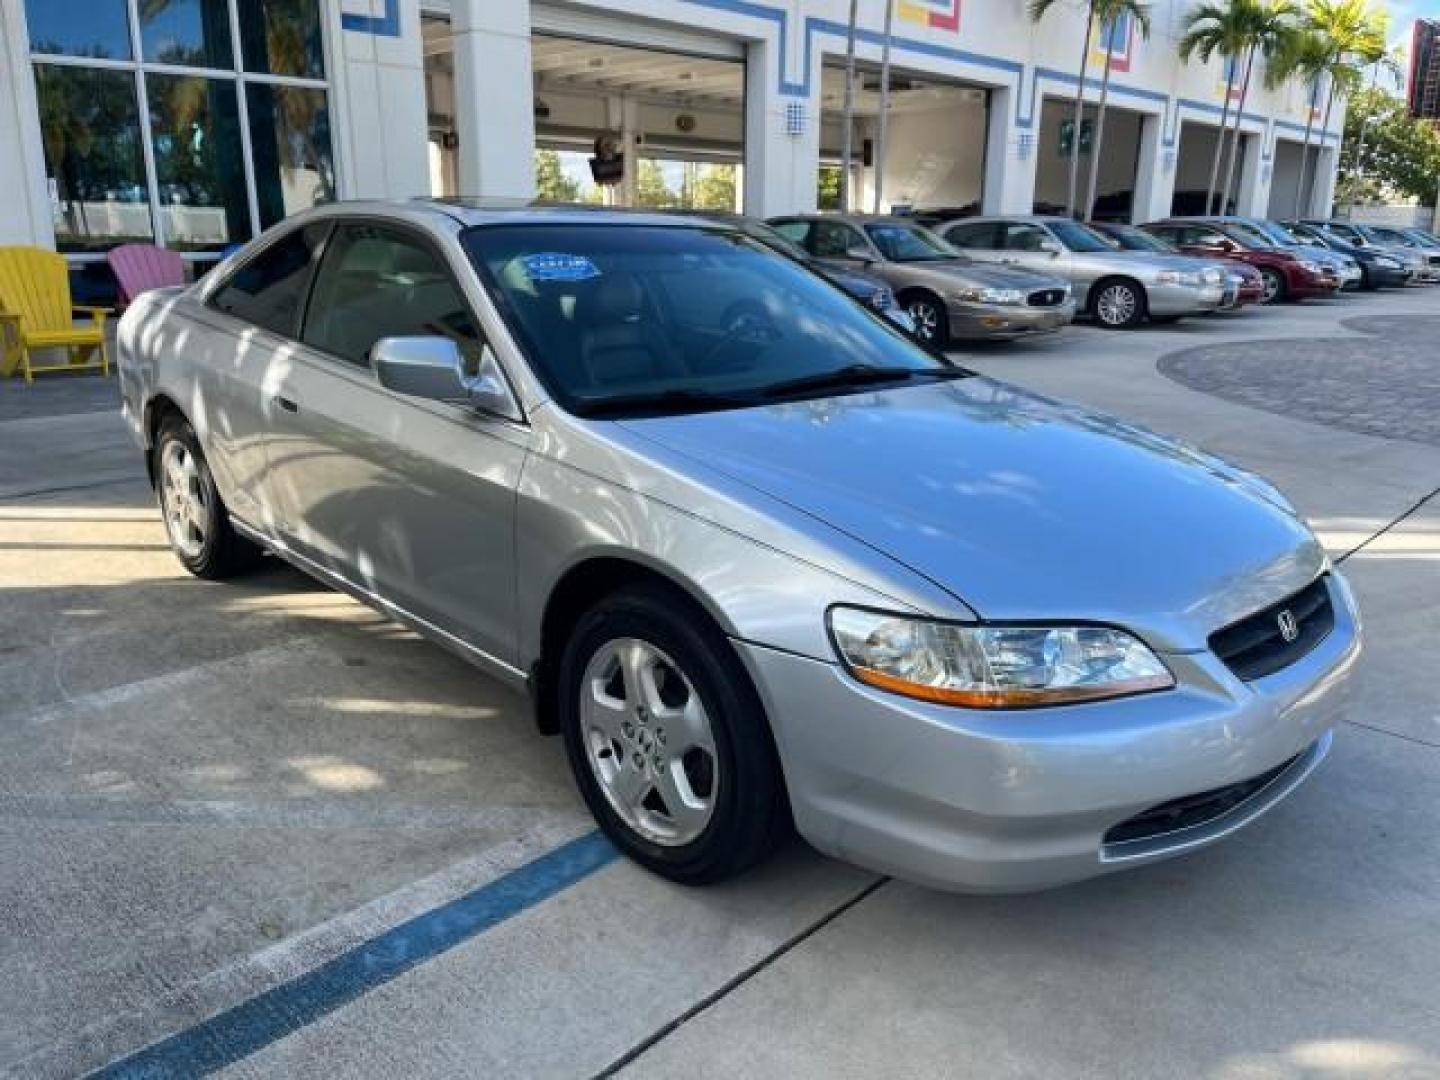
[1408,19,1440,123]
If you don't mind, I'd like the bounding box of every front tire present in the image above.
[558,585,787,885]
[1091,279,1144,328]
[1259,267,1287,304]
[902,292,950,349]
[153,415,262,579]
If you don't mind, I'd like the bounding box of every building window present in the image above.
[26,0,334,257]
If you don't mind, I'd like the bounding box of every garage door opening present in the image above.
[1171,121,1252,216]
[422,21,745,210]
[1034,97,1142,220]
[819,60,988,215]
[1267,138,1323,219]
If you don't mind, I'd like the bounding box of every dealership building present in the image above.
[0,0,1345,291]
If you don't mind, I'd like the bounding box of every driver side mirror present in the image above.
[373,336,520,421]
[844,244,876,263]
[1038,239,1063,256]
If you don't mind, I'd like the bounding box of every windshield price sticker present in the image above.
[523,253,601,282]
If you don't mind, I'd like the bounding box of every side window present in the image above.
[1189,228,1226,247]
[999,223,1052,252]
[210,223,328,337]
[301,222,484,371]
[771,220,811,246]
[945,222,997,249]
[811,220,865,258]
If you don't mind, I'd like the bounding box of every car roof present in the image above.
[290,198,743,232]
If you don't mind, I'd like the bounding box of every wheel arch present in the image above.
[530,555,738,736]
[142,393,189,486]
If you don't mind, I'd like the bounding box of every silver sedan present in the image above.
[118,202,1360,892]
[940,215,1230,328]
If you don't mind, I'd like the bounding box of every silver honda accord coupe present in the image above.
[117,201,1360,892]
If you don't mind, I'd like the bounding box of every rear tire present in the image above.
[153,415,263,579]
[558,584,787,885]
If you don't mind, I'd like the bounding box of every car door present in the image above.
[806,219,879,273]
[998,221,1072,278]
[266,218,529,667]
[199,222,330,532]
[939,220,1003,263]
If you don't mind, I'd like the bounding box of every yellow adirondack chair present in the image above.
[0,247,111,383]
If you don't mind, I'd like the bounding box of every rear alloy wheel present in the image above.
[558,585,786,885]
[153,415,262,579]
[904,295,950,348]
[1093,280,1144,328]
[1259,267,1286,303]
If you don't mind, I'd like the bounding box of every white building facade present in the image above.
[0,0,1345,289]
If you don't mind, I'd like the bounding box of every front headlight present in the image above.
[1155,270,1202,286]
[1375,256,1401,269]
[1201,267,1224,284]
[828,608,1174,708]
[957,286,1025,305]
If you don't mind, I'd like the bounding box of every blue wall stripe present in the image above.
[341,0,400,38]
[90,831,618,1079]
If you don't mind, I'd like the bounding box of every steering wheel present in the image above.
[701,300,783,370]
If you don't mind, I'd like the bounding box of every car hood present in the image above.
[902,260,1068,290]
[619,378,1324,651]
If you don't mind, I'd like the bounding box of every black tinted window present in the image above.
[211,223,328,335]
[945,222,997,249]
[810,220,865,257]
[302,222,483,369]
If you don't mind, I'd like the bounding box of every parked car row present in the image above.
[119,199,1363,895]
[767,210,1436,346]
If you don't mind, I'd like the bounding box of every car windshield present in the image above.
[463,224,956,417]
[1246,220,1302,246]
[1048,220,1114,252]
[1221,222,1276,249]
[1368,226,1407,244]
[863,223,960,262]
[1101,226,1174,253]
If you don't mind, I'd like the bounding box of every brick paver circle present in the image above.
[1157,311,1440,447]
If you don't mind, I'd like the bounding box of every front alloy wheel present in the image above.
[580,638,717,847]
[1094,281,1143,328]
[905,297,949,348]
[1260,268,1285,303]
[558,585,786,885]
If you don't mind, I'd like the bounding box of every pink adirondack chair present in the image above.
[106,244,187,307]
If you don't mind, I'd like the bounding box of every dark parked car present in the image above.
[1142,219,1336,303]
[1281,221,1412,289]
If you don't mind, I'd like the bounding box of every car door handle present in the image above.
[274,395,299,413]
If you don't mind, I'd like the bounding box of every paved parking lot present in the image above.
[3,290,1438,1078]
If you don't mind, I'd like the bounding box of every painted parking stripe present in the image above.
[91,831,618,1079]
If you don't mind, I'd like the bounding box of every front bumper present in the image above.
[948,299,1076,340]
[1147,282,1225,317]
[739,573,1361,893]
[1366,264,1411,288]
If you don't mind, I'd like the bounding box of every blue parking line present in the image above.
[91,831,618,1079]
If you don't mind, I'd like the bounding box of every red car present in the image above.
[1222,260,1266,308]
[1142,219,1337,303]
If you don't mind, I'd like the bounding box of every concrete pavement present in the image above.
[2,288,1437,1078]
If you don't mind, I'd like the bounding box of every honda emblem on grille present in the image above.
[1277,609,1299,643]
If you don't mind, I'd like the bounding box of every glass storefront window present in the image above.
[246,83,334,229]
[237,0,325,78]
[33,65,153,251]
[141,0,234,69]
[25,0,132,60]
[147,75,249,250]
[27,0,334,262]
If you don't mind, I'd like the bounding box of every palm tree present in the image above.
[1341,44,1403,209]
[1283,0,1388,216]
[1082,0,1152,220]
[1268,29,1330,215]
[1178,0,1259,214]
[1219,0,1298,214]
[1029,0,1099,217]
